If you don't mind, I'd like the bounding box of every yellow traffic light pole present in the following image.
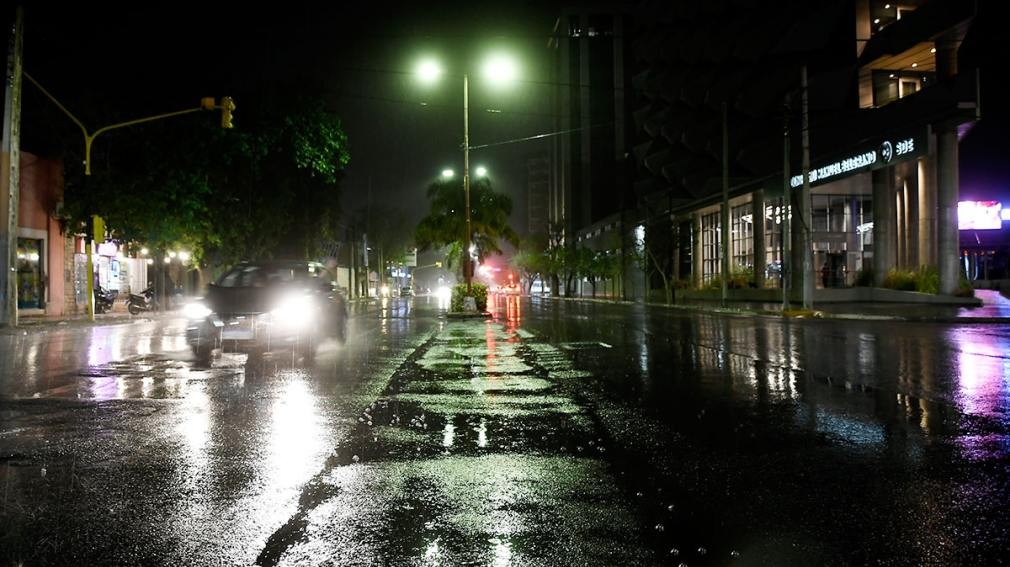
[24,72,233,320]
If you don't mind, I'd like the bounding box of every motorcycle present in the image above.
[126,285,158,315]
[94,285,118,314]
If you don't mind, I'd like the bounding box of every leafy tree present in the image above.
[201,95,350,264]
[597,251,623,298]
[415,177,518,274]
[632,226,675,304]
[578,247,620,298]
[59,90,350,269]
[511,234,549,294]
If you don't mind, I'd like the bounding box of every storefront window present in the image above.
[701,212,720,283]
[731,204,753,270]
[678,220,693,282]
[810,192,874,287]
[16,238,44,309]
[764,199,789,287]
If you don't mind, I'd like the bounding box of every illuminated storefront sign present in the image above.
[958,201,1003,230]
[96,241,119,257]
[790,130,926,189]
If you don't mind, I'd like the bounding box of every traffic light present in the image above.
[221,96,235,129]
[435,261,442,268]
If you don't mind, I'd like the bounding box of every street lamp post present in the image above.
[417,55,515,307]
[463,73,473,294]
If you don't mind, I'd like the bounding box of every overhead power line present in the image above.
[468,122,614,150]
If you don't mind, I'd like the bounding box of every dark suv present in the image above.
[185,261,347,363]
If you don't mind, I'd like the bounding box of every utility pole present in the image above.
[0,6,23,328]
[362,232,369,297]
[800,65,813,309]
[720,102,730,307]
[782,94,791,311]
[348,224,357,300]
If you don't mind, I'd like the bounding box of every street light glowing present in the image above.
[475,166,488,178]
[441,169,455,179]
[416,59,443,84]
[483,54,518,86]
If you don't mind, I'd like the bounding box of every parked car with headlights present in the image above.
[184,260,347,363]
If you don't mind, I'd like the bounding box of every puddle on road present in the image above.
[400,376,554,395]
[280,455,652,566]
[31,354,246,400]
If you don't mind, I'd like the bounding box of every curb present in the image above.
[444,312,492,319]
[526,294,1010,324]
[1,313,169,335]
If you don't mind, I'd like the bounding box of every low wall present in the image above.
[973,280,1010,294]
[678,287,982,306]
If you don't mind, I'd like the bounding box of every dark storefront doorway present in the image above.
[17,238,44,309]
[819,251,846,288]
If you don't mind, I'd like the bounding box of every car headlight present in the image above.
[183,301,212,320]
[380,284,390,297]
[436,286,452,302]
[271,293,315,327]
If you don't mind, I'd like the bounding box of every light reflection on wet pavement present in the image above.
[255,313,651,566]
[0,296,1008,565]
[518,296,1010,565]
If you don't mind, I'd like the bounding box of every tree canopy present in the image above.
[415,177,518,271]
[59,91,350,266]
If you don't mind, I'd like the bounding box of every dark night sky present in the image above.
[19,1,560,234]
[14,0,1009,234]
[953,0,1007,202]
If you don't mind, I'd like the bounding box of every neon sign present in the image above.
[790,131,925,188]
[791,151,876,187]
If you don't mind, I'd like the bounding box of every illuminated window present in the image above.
[763,198,789,287]
[731,204,754,270]
[701,212,721,283]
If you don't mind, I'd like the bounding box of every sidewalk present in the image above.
[531,289,1010,324]
[0,310,169,335]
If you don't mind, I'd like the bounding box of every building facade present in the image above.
[629,0,978,297]
[548,7,635,244]
[526,153,550,236]
[16,152,68,316]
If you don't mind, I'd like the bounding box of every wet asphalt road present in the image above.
[1,296,1009,566]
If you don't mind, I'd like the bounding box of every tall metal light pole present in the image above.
[463,73,473,294]
[416,55,516,303]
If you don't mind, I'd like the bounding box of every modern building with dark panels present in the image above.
[548,7,635,244]
[549,0,981,300]
[526,153,550,236]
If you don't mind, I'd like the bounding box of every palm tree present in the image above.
[415,177,519,273]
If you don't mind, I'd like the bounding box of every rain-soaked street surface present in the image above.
[2,296,1010,566]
